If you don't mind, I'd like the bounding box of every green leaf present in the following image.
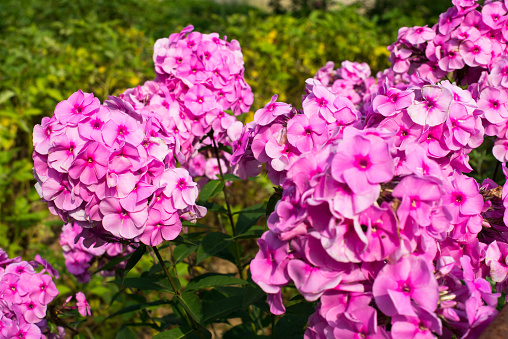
[94,252,132,274]
[236,206,265,234]
[173,243,198,264]
[153,327,193,339]
[203,295,243,322]
[123,244,146,279]
[274,314,309,338]
[242,283,265,308]
[223,173,241,181]
[106,300,171,321]
[198,180,224,201]
[154,327,210,339]
[0,90,15,105]
[196,232,232,264]
[197,201,228,214]
[266,191,281,217]
[115,327,137,339]
[179,292,203,326]
[111,277,164,291]
[185,273,247,291]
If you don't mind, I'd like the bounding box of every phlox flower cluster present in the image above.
[0,249,62,338]
[33,89,204,248]
[59,222,134,283]
[383,0,508,163]
[120,25,253,184]
[236,43,508,338]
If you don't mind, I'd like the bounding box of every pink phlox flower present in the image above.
[175,55,205,85]
[231,85,253,115]
[41,170,83,211]
[54,90,100,126]
[29,273,58,306]
[482,1,507,29]
[459,37,492,67]
[302,83,337,123]
[442,173,483,223]
[20,295,47,324]
[287,259,344,301]
[33,116,64,155]
[460,256,500,307]
[159,168,198,209]
[356,204,400,262]
[0,273,29,304]
[331,133,394,194]
[332,306,388,339]
[101,110,144,148]
[121,180,157,212]
[407,84,452,126]
[372,255,439,317]
[438,7,462,35]
[184,84,216,116]
[403,142,444,179]
[485,241,508,283]
[68,142,109,185]
[77,106,111,143]
[417,124,450,158]
[452,24,481,42]
[47,128,87,173]
[438,39,465,72]
[254,95,292,126]
[76,292,91,317]
[286,114,327,153]
[314,61,335,86]
[100,197,148,239]
[372,88,415,117]
[108,143,146,173]
[490,56,508,87]
[139,209,182,246]
[392,176,442,228]
[391,308,442,339]
[390,46,413,73]
[406,25,436,45]
[250,231,291,294]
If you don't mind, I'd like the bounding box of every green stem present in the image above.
[211,135,236,236]
[210,133,243,275]
[152,246,204,338]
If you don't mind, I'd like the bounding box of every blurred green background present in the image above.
[0,0,453,336]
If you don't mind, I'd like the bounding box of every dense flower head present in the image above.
[245,44,504,336]
[33,89,206,252]
[0,249,64,338]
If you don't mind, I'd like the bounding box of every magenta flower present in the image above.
[407,85,452,126]
[68,142,109,185]
[373,255,439,317]
[100,197,148,239]
[139,209,182,246]
[406,26,436,45]
[459,37,492,67]
[372,88,415,117]
[302,84,337,123]
[76,292,92,316]
[184,84,216,115]
[250,231,291,294]
[442,173,483,223]
[101,110,144,148]
[254,95,292,126]
[54,90,100,126]
[287,114,327,153]
[331,133,393,194]
[392,176,442,227]
[482,1,507,29]
[160,168,198,209]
